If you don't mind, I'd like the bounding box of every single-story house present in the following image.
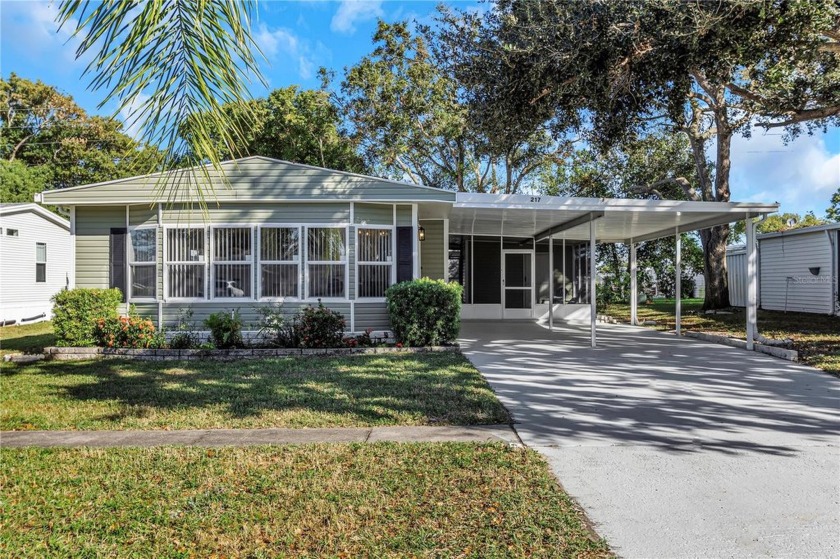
[37,156,778,346]
[0,203,72,325]
[728,222,839,315]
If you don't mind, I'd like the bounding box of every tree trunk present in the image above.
[700,224,730,309]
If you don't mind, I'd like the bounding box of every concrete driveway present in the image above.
[460,321,840,558]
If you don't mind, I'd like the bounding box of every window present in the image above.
[307,227,346,298]
[213,227,252,298]
[35,242,46,282]
[357,228,393,298]
[166,228,206,299]
[6,229,19,237]
[260,227,299,298]
[129,229,156,299]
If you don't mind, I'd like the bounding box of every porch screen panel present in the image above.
[213,227,252,298]
[260,226,299,298]
[472,236,501,304]
[307,227,346,298]
[167,229,206,299]
[357,228,393,298]
[448,235,471,304]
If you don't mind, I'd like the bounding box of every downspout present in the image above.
[827,229,838,315]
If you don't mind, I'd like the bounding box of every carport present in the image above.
[426,193,778,348]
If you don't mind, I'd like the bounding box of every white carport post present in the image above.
[590,217,597,348]
[746,214,757,350]
[629,239,637,326]
[675,227,681,336]
[549,233,554,331]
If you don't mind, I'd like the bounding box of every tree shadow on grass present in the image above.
[29,353,511,428]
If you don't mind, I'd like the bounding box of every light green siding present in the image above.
[42,157,456,205]
[420,220,445,280]
[395,205,412,226]
[75,206,123,289]
[355,302,390,330]
[354,203,393,225]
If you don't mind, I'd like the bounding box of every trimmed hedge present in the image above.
[386,279,462,346]
[52,288,123,347]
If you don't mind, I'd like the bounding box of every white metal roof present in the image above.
[445,193,778,243]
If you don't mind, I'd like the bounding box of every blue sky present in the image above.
[1,0,837,216]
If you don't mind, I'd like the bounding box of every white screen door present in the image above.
[503,250,533,319]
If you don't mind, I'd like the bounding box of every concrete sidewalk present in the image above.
[1,425,520,448]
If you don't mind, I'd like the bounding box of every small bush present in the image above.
[93,315,164,349]
[169,308,201,349]
[386,279,462,346]
[298,301,345,348]
[256,304,301,348]
[204,310,244,349]
[52,288,123,346]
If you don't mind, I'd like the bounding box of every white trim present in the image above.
[209,224,255,302]
[391,205,397,285]
[256,225,302,301]
[127,224,158,302]
[675,228,682,336]
[589,218,597,348]
[0,203,70,230]
[411,204,419,279]
[69,207,76,289]
[502,249,535,319]
[355,225,395,302]
[630,240,637,326]
[746,214,757,350]
[303,225,350,301]
[163,224,208,302]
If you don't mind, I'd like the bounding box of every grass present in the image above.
[0,353,511,430]
[605,299,840,375]
[0,443,610,558]
[0,321,55,356]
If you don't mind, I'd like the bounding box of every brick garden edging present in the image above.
[40,345,460,361]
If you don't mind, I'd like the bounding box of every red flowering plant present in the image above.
[93,314,165,349]
[297,300,346,348]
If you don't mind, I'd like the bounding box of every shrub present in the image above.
[169,308,201,349]
[204,310,244,349]
[52,288,123,346]
[93,314,164,349]
[297,300,345,348]
[256,303,301,348]
[386,279,462,346]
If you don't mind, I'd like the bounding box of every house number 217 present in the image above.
[530,196,541,203]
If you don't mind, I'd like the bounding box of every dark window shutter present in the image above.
[396,226,413,283]
[110,227,127,302]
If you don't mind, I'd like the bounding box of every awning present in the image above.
[442,193,778,242]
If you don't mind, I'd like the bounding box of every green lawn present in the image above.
[605,299,840,375]
[0,443,610,558]
[1,353,511,430]
[0,321,55,356]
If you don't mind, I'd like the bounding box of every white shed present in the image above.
[0,204,72,325]
[727,223,839,315]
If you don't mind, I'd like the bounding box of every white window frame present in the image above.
[355,225,395,301]
[304,224,349,302]
[257,224,302,301]
[127,226,157,301]
[35,242,47,283]
[210,224,255,301]
[163,225,208,302]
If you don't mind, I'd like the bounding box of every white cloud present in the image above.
[254,23,328,80]
[729,128,840,216]
[330,0,383,34]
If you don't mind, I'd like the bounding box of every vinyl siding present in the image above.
[354,203,393,225]
[42,158,456,205]
[419,220,445,280]
[726,249,748,308]
[759,232,834,314]
[75,206,123,289]
[354,302,390,330]
[0,210,71,322]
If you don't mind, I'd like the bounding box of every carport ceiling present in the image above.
[446,193,779,243]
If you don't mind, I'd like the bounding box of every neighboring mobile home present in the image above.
[0,203,71,325]
[728,223,840,315]
[38,157,776,339]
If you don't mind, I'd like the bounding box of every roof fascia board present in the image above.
[627,212,755,243]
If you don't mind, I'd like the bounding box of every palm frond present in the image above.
[57,0,266,210]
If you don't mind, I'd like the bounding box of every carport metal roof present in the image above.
[444,193,778,242]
